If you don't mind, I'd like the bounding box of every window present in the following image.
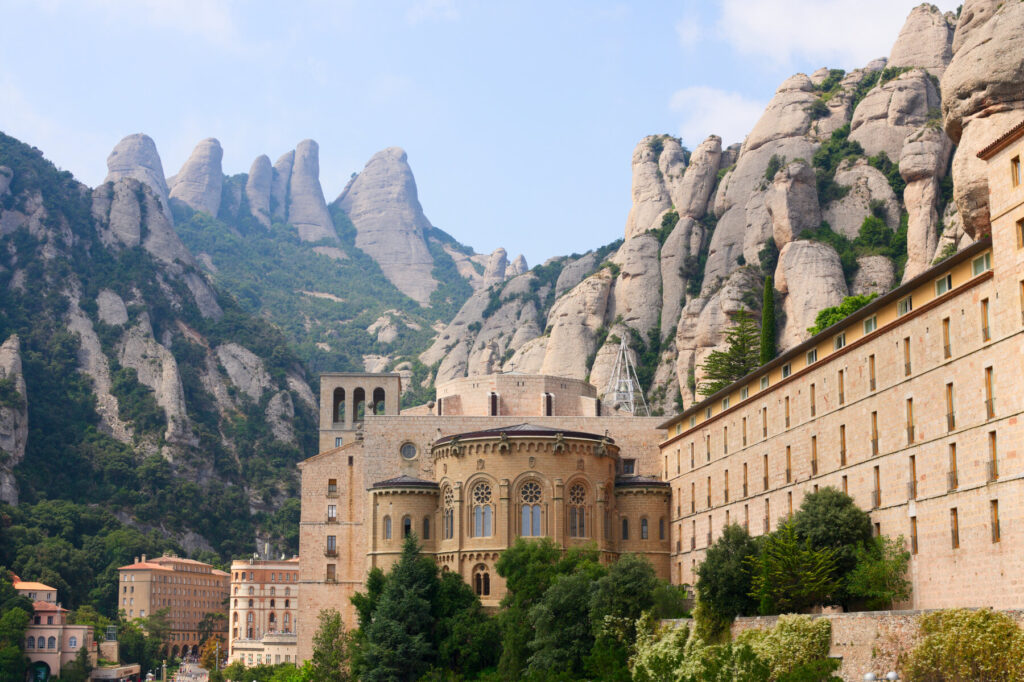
[992,500,1001,543]
[842,475,848,494]
[723,426,728,454]
[402,516,412,538]
[837,370,845,405]
[705,407,712,419]
[785,446,792,483]
[724,469,729,502]
[489,392,499,416]
[69,636,77,649]
[809,383,816,417]
[568,484,586,538]
[981,299,991,341]
[383,516,392,540]
[760,376,769,390]
[473,565,490,597]
[689,415,696,427]
[327,504,337,521]
[1013,155,1021,187]
[903,338,912,376]
[946,383,955,431]
[659,517,666,540]
[806,349,817,364]
[909,455,917,500]
[942,318,951,358]
[784,396,790,427]
[742,417,747,446]
[622,459,636,475]
[400,443,417,460]
[520,482,542,537]
[327,479,337,496]
[334,437,343,448]
[871,412,879,455]
[641,518,649,540]
[873,465,881,509]
[868,354,876,391]
[948,443,959,490]
[833,333,846,350]
[423,517,430,540]
[761,407,768,438]
[935,273,952,296]
[897,296,912,317]
[472,482,494,538]
[741,386,749,400]
[973,252,992,275]
[950,508,959,549]
[621,518,629,540]
[781,363,791,378]
[48,637,56,649]
[811,436,818,475]
[27,636,34,649]
[722,397,730,410]
[985,366,995,418]
[910,516,918,554]
[543,392,553,416]
[906,398,915,444]
[863,315,877,334]
[839,424,847,466]
[326,535,336,555]
[988,431,998,482]
[443,487,454,539]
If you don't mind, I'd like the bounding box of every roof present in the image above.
[118,561,173,571]
[299,440,360,467]
[615,475,670,489]
[13,580,56,592]
[371,474,439,490]
[977,119,1024,159]
[658,236,993,430]
[32,600,67,612]
[433,423,612,446]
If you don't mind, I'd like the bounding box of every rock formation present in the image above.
[765,161,820,248]
[287,140,339,243]
[216,343,273,402]
[104,134,171,217]
[508,254,528,277]
[888,4,956,77]
[271,151,294,221]
[483,248,509,289]
[849,69,941,160]
[168,138,224,216]
[245,155,273,227]
[92,178,195,266]
[0,335,28,505]
[335,147,438,305]
[852,256,896,296]
[900,125,953,280]
[822,160,900,239]
[775,241,849,348]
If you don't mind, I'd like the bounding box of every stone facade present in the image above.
[298,374,667,662]
[23,601,94,680]
[659,122,1024,612]
[228,558,299,667]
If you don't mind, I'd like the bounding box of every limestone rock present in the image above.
[822,159,901,239]
[659,216,702,340]
[0,335,28,505]
[367,313,401,344]
[850,69,941,160]
[504,335,547,375]
[283,140,337,242]
[286,372,318,414]
[119,315,194,446]
[775,241,849,349]
[811,69,870,141]
[336,147,438,305]
[931,203,970,262]
[67,298,132,444]
[362,355,391,374]
[104,134,171,217]
[245,155,273,227]
[183,271,223,319]
[216,343,273,402]
[900,125,953,281]
[888,4,955,77]
[168,138,223,216]
[608,234,662,336]
[97,289,129,326]
[624,136,678,240]
[765,161,821,248]
[264,390,295,444]
[483,248,508,289]
[674,135,722,219]
[93,179,194,266]
[271,151,294,221]
[941,0,1024,236]
[555,252,598,297]
[540,270,614,379]
[743,74,817,153]
[852,256,896,296]
[508,254,528,277]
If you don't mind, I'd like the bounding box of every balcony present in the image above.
[987,460,999,483]
[871,490,881,509]
[326,490,339,498]
[947,413,955,432]
[906,425,915,444]
[907,480,917,500]
[324,549,338,557]
[985,398,996,419]
[947,471,958,492]
[326,516,339,524]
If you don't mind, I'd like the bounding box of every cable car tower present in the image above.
[602,336,650,416]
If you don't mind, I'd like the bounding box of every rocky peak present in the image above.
[508,254,528,277]
[271,150,294,221]
[483,248,509,288]
[624,135,683,241]
[335,147,438,305]
[168,138,224,216]
[104,133,171,218]
[888,4,955,77]
[245,155,273,227]
[287,139,339,243]
[0,335,28,505]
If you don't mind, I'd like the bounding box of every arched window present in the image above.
[568,483,586,538]
[402,516,412,538]
[641,517,649,540]
[372,387,386,415]
[332,387,346,424]
[284,613,291,632]
[248,586,254,595]
[472,482,494,537]
[284,587,290,596]
[520,482,542,536]
[69,636,77,648]
[622,518,629,540]
[270,599,275,608]
[26,636,34,649]
[48,636,56,649]
[353,387,366,422]
[659,517,666,540]
[270,587,275,596]
[423,516,431,540]
[383,516,392,540]
[472,564,490,597]
[443,487,455,540]
[233,613,238,622]
[248,599,253,608]
[247,612,253,622]
[269,613,276,632]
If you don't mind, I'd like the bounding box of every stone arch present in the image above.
[465,474,497,538]
[402,515,412,538]
[332,387,346,424]
[353,387,366,422]
[513,473,547,538]
[372,387,386,414]
[564,476,592,539]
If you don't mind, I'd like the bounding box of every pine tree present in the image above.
[309,609,351,682]
[760,277,777,364]
[698,310,761,397]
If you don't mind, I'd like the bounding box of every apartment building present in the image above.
[228,557,299,667]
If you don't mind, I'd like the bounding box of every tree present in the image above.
[432,571,500,675]
[903,608,1024,681]
[199,636,224,673]
[198,612,226,646]
[587,552,660,676]
[0,605,29,682]
[527,561,606,679]
[790,487,872,604]
[747,523,841,614]
[360,534,437,681]
[699,310,762,397]
[697,524,759,624]
[807,293,878,335]
[309,609,350,682]
[846,535,911,610]
[60,645,94,682]
[760,277,776,364]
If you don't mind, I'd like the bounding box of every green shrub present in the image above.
[867,151,906,197]
[813,69,846,99]
[903,609,1024,681]
[737,615,833,681]
[765,155,787,182]
[807,98,830,120]
[812,125,863,205]
[846,535,911,610]
[807,293,878,335]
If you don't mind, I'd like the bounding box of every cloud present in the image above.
[406,0,459,25]
[669,86,766,149]
[716,0,956,69]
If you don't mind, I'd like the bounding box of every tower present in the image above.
[602,337,650,416]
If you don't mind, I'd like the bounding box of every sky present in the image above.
[0,0,957,266]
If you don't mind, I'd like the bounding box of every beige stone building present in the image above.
[228,557,299,667]
[659,122,1024,610]
[118,554,229,658]
[23,600,95,680]
[12,574,58,604]
[298,372,668,662]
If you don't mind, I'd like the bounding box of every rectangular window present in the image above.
[946,383,955,431]
[908,455,917,500]
[985,366,995,418]
[906,398,915,444]
[950,508,959,549]
[981,299,991,341]
[706,476,711,508]
[691,482,695,513]
[623,459,636,475]
[871,412,879,456]
[760,376,769,390]
[742,417,747,446]
[948,443,958,491]
[833,332,846,350]
[811,436,818,476]
[334,437,343,447]
[942,318,951,359]
[839,424,847,466]
[782,363,791,379]
[705,407,712,419]
[785,396,790,428]
[973,252,992,275]
[705,435,710,461]
[935,273,952,296]
[873,465,881,509]
[744,504,749,532]
[806,349,817,364]
[327,504,337,521]
[903,338,912,376]
[1013,155,1021,186]
[842,475,848,494]
[992,500,1001,543]
[809,384,816,417]
[1018,219,1024,249]
[785,446,792,483]
[868,354,876,391]
[326,535,336,552]
[722,396,730,410]
[741,386,749,400]
[762,407,768,438]
[764,499,771,533]
[988,431,998,482]
[743,463,748,498]
[327,479,338,496]
[763,454,769,491]
[326,564,336,582]
[690,415,696,427]
[787,491,793,517]
[690,442,695,469]
[863,315,877,334]
[837,370,845,405]
[724,470,729,502]
[898,296,913,316]
[723,426,728,454]
[910,516,918,554]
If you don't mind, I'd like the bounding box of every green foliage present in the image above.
[904,608,1024,682]
[791,487,873,597]
[737,615,834,681]
[697,524,760,625]
[627,325,662,399]
[747,523,841,614]
[846,535,911,610]
[932,241,957,265]
[866,151,906,197]
[0,570,31,682]
[813,69,846,98]
[653,208,680,245]
[698,310,761,397]
[765,155,787,182]
[309,609,350,682]
[60,645,94,682]
[760,277,776,364]
[109,364,167,436]
[118,610,171,673]
[807,293,878,335]
[807,99,830,120]
[812,125,863,205]
[0,376,23,410]
[599,260,621,278]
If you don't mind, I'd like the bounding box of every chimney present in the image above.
[134,556,139,564]
[141,554,147,563]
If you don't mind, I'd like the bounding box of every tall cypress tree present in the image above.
[760,277,777,364]
[698,310,761,397]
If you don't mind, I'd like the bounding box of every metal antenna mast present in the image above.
[602,336,650,416]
